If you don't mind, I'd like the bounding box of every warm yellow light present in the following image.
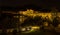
[20,16,27,23]
[21,26,40,33]
[32,26,40,29]
[21,28,26,31]
[43,22,49,26]
[58,24,60,28]
[19,9,52,21]
[7,29,14,33]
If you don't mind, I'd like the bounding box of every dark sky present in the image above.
[0,0,60,7]
[1,0,41,6]
[0,0,60,11]
[1,0,43,7]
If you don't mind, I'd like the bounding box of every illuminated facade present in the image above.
[19,9,53,23]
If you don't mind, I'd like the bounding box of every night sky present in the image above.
[0,0,59,7]
[0,0,60,11]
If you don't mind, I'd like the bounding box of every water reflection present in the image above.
[21,26,40,33]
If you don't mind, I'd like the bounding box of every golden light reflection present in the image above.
[20,16,27,23]
[31,26,40,30]
[58,24,60,28]
[19,9,53,22]
[43,22,49,26]
[21,26,40,33]
[7,29,14,33]
[19,9,52,19]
